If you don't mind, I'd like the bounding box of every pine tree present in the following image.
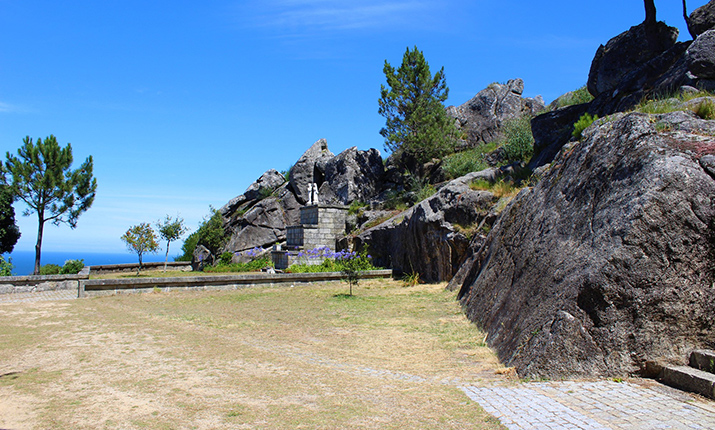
[379,46,458,169]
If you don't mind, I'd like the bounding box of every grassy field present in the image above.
[0,279,510,429]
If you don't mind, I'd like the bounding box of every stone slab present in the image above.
[663,365,715,399]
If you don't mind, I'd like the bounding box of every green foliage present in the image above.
[178,208,227,260]
[156,215,189,270]
[204,257,272,273]
[60,259,84,275]
[696,99,715,120]
[286,258,339,273]
[572,113,599,140]
[39,264,61,275]
[0,185,20,254]
[348,201,369,216]
[552,86,594,109]
[0,135,97,274]
[219,251,234,265]
[379,46,459,166]
[337,250,375,296]
[441,145,495,179]
[121,222,160,273]
[470,178,523,199]
[0,255,14,276]
[501,115,535,161]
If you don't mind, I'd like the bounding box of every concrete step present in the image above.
[662,365,715,399]
[690,349,715,374]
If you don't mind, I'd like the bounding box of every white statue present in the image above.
[311,183,320,205]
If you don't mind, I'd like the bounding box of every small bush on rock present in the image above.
[572,113,598,140]
[552,86,594,109]
[502,116,535,161]
[696,99,715,120]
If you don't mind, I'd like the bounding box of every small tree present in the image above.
[0,185,21,254]
[121,223,159,275]
[156,215,189,271]
[1,136,96,274]
[379,46,459,170]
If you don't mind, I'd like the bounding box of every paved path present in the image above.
[0,289,77,304]
[463,380,715,430]
[3,289,715,429]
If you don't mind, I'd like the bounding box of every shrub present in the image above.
[348,201,368,216]
[696,99,715,120]
[204,257,273,273]
[178,207,227,260]
[572,113,598,140]
[39,264,61,275]
[441,147,491,179]
[219,251,234,266]
[60,259,84,275]
[552,86,593,109]
[502,115,535,161]
[401,272,420,287]
[0,255,12,276]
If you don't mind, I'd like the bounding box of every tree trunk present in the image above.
[137,252,143,275]
[683,0,697,39]
[645,0,657,25]
[34,213,45,275]
[164,241,170,272]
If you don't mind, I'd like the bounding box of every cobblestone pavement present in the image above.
[463,380,715,430]
[0,289,77,304]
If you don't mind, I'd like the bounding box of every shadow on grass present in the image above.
[332,293,357,299]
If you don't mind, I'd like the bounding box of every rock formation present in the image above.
[289,138,334,204]
[446,79,544,149]
[351,169,502,283]
[319,147,385,205]
[452,112,715,378]
[689,1,715,37]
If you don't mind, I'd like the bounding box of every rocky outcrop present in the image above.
[352,169,501,283]
[289,138,334,204]
[446,79,544,148]
[453,112,715,378]
[224,196,293,252]
[686,29,715,79]
[690,1,715,37]
[319,147,385,205]
[587,21,679,97]
[529,104,589,169]
[219,169,286,217]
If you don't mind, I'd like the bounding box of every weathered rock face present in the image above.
[588,21,679,97]
[686,29,715,79]
[529,103,589,170]
[289,138,334,204]
[224,196,292,252]
[690,1,715,37]
[454,112,715,378]
[353,169,500,283]
[319,147,385,205]
[446,79,545,148]
[219,169,286,217]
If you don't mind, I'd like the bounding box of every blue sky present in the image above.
[1,0,708,256]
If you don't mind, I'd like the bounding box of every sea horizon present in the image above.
[3,250,175,276]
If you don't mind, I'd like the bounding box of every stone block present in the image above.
[662,365,715,399]
[690,350,715,373]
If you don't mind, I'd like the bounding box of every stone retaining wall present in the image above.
[89,261,192,275]
[80,269,393,297]
[0,274,88,295]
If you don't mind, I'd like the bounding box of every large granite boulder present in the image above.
[689,1,715,37]
[453,111,715,378]
[686,29,715,79]
[224,196,292,252]
[528,103,589,169]
[219,169,286,216]
[319,147,385,205]
[289,139,334,204]
[587,21,679,97]
[352,169,500,283]
[446,79,545,148]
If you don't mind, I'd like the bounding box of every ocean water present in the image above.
[4,250,170,276]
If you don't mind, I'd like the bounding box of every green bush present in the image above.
[441,147,490,179]
[60,259,84,275]
[0,256,13,276]
[39,264,62,275]
[572,113,598,140]
[178,207,227,260]
[502,115,534,161]
[348,201,368,215]
[204,257,273,273]
[219,251,234,266]
[552,86,593,109]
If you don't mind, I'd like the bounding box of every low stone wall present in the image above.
[89,261,192,275]
[80,269,393,297]
[0,274,88,295]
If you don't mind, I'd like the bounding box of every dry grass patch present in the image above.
[0,280,508,429]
